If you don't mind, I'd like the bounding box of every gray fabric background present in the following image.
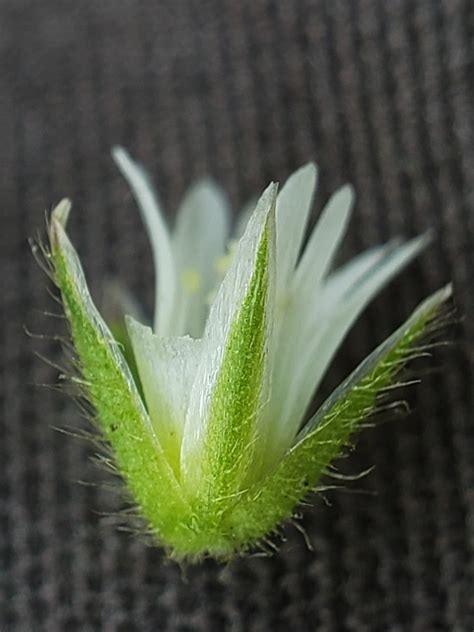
[0,1,473,630]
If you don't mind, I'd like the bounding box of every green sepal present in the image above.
[108,319,144,400]
[48,201,192,547]
[197,220,271,502]
[220,285,452,547]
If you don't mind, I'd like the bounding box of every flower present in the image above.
[46,148,451,560]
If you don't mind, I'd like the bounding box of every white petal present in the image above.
[264,166,318,409]
[275,163,317,296]
[324,232,432,309]
[269,233,431,456]
[172,179,230,338]
[292,184,354,294]
[297,283,452,442]
[180,183,278,486]
[264,186,353,453]
[322,239,403,303]
[112,147,177,336]
[126,316,202,474]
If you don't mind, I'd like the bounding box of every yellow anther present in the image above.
[215,253,232,275]
[215,239,238,275]
[181,269,201,293]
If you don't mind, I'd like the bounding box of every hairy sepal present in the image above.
[181,185,277,506]
[46,198,452,561]
[198,220,271,501]
[48,200,194,549]
[219,284,452,548]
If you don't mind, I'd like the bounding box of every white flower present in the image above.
[46,148,451,559]
[113,147,431,477]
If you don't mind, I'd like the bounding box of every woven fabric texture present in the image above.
[0,1,473,630]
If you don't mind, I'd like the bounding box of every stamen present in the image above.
[215,239,238,275]
[181,269,202,293]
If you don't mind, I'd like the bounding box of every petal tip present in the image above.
[338,183,355,202]
[297,162,318,188]
[112,145,132,169]
[51,198,72,228]
[300,160,318,175]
